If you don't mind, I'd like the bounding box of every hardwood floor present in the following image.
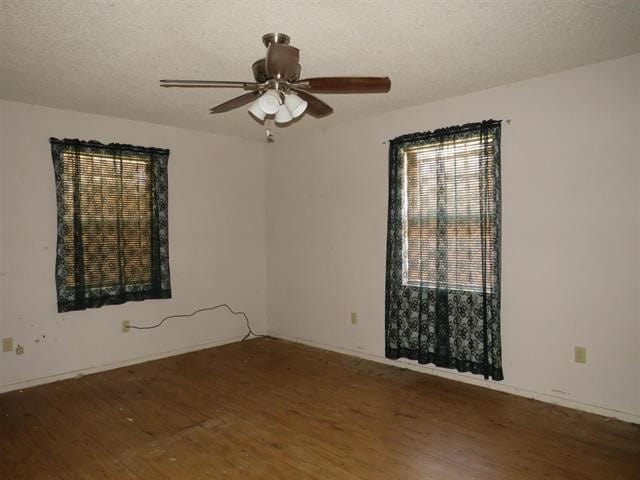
[1,338,638,479]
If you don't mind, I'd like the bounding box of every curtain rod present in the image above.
[382,119,511,145]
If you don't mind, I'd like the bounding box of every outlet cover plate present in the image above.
[2,337,13,352]
[574,346,587,364]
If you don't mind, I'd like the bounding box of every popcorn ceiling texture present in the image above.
[1,0,639,141]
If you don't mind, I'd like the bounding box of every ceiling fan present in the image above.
[160,33,391,126]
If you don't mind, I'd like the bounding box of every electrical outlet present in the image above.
[2,337,13,353]
[350,312,357,325]
[122,320,130,333]
[15,344,24,355]
[574,346,587,364]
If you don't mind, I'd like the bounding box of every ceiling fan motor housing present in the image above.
[252,59,269,83]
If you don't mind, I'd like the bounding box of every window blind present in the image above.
[403,136,495,291]
[62,152,153,288]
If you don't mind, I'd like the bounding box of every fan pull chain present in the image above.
[265,119,275,143]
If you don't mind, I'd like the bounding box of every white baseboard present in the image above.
[0,334,256,394]
[269,331,640,425]
[5,331,638,425]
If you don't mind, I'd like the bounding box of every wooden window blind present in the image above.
[402,136,495,291]
[62,151,153,289]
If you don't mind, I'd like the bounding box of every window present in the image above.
[402,134,496,292]
[50,138,171,312]
[385,120,502,380]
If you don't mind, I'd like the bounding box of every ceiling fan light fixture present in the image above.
[257,90,281,115]
[275,104,293,124]
[248,99,267,120]
[284,92,307,118]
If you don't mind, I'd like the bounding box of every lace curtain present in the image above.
[385,121,503,380]
[50,138,171,312]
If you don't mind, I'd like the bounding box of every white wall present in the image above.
[266,54,640,423]
[0,100,268,391]
[2,55,638,424]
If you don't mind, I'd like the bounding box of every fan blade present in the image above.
[160,79,259,89]
[295,77,391,93]
[209,92,259,114]
[265,43,300,80]
[293,90,333,118]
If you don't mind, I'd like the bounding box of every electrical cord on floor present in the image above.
[128,303,265,341]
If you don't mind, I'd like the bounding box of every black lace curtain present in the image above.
[385,121,503,380]
[50,138,171,312]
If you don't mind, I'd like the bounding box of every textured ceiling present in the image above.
[1,0,639,141]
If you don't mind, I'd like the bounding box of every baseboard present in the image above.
[0,334,258,394]
[5,331,638,425]
[269,331,640,425]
